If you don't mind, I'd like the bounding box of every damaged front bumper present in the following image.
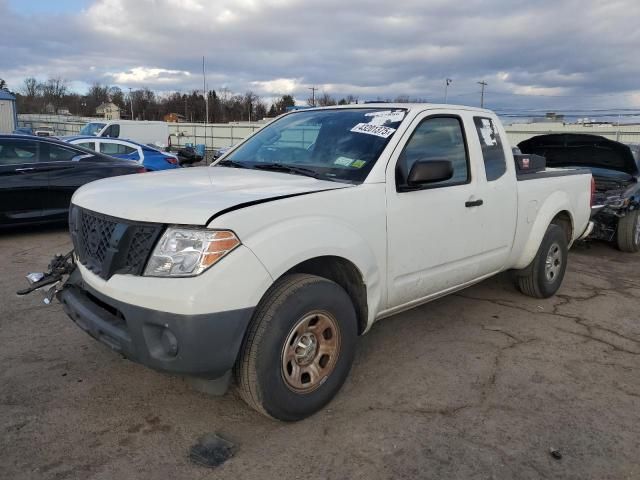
[56,268,254,380]
[589,195,639,242]
[17,253,254,387]
[16,251,76,303]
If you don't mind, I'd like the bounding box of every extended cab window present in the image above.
[396,116,469,190]
[0,139,39,165]
[474,117,507,181]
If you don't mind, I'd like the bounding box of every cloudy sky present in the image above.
[1,0,639,114]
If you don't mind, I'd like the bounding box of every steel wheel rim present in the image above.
[281,311,341,394]
[544,242,562,282]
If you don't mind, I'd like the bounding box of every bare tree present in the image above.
[22,77,39,98]
[108,86,125,110]
[345,94,358,104]
[41,77,68,113]
[86,83,109,113]
[316,92,337,107]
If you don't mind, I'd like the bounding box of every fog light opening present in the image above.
[161,328,179,357]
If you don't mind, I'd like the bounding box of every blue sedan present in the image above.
[62,136,180,171]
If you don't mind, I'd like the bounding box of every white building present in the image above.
[0,90,17,133]
[96,102,121,120]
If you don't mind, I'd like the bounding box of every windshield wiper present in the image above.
[252,163,324,180]
[217,159,249,169]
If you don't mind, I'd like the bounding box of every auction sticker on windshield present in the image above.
[350,123,396,138]
[364,110,405,125]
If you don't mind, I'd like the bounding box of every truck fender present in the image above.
[512,191,574,270]
[242,216,383,330]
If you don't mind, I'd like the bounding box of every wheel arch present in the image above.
[550,210,574,244]
[512,191,575,270]
[280,256,369,335]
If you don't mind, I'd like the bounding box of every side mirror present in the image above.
[407,159,454,186]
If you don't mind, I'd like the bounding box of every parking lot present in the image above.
[1,226,639,479]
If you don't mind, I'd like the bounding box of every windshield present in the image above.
[220,108,407,183]
[79,122,106,136]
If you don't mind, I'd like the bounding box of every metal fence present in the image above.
[18,114,640,150]
[17,114,265,150]
[18,114,92,136]
[168,122,264,149]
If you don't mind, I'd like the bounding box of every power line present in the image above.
[483,90,640,99]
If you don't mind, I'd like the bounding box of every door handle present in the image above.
[15,167,36,173]
[465,199,484,208]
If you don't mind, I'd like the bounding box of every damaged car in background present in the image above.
[519,134,640,252]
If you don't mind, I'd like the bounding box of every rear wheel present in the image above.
[235,274,357,421]
[616,210,640,253]
[515,223,568,298]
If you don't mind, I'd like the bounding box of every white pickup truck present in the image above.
[33,104,593,421]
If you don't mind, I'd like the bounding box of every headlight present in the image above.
[144,227,240,277]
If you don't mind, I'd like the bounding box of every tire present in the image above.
[616,210,640,253]
[235,274,357,421]
[515,223,568,298]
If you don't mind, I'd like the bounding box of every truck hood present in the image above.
[72,166,351,225]
[518,134,640,176]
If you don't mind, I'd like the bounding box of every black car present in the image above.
[0,135,144,227]
[519,134,640,252]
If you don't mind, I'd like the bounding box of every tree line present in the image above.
[9,77,292,122]
[1,76,429,123]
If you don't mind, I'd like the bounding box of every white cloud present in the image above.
[2,0,640,111]
[250,78,302,94]
[108,67,191,84]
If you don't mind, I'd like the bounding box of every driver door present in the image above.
[385,112,488,309]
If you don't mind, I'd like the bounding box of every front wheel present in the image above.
[616,210,640,253]
[235,274,357,421]
[515,223,568,298]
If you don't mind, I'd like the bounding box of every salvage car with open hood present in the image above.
[519,134,640,252]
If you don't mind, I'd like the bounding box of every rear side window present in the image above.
[100,142,136,155]
[396,116,469,190]
[77,142,96,150]
[48,144,80,162]
[0,139,39,165]
[474,117,507,181]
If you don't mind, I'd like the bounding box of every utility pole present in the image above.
[308,86,317,107]
[203,55,208,160]
[128,87,134,119]
[444,78,452,103]
[477,81,487,108]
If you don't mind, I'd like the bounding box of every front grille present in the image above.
[70,206,163,280]
[78,211,117,266]
[125,225,161,274]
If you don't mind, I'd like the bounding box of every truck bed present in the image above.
[516,167,592,181]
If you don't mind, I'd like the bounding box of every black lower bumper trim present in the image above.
[58,269,254,379]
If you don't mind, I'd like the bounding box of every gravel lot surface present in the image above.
[1,225,639,479]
